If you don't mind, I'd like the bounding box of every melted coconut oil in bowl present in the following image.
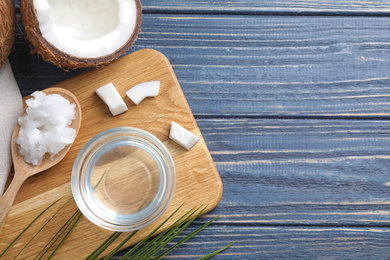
[91,143,161,215]
[72,127,176,231]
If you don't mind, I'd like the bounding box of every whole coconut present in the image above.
[20,0,142,70]
[0,0,16,67]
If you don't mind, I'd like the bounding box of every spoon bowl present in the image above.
[0,88,82,233]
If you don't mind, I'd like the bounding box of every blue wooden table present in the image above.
[10,0,390,259]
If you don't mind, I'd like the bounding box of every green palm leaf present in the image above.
[2,200,234,260]
[0,199,60,258]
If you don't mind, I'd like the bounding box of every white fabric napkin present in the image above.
[0,60,23,195]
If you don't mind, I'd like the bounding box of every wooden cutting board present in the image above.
[0,49,223,259]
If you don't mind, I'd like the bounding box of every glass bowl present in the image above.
[71,127,176,231]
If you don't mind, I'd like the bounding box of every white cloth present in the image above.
[0,60,22,195]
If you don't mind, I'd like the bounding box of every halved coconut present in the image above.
[0,0,16,67]
[20,0,142,69]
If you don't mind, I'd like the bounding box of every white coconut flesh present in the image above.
[126,81,161,105]
[169,121,200,150]
[95,82,128,116]
[34,0,137,58]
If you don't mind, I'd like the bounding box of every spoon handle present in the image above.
[0,174,26,233]
[0,196,12,232]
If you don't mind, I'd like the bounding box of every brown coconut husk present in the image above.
[0,0,16,67]
[20,0,142,70]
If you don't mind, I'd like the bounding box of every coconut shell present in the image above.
[0,0,16,67]
[20,0,142,70]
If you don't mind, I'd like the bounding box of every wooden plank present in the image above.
[195,118,390,226]
[140,0,390,14]
[113,225,390,259]
[10,15,390,117]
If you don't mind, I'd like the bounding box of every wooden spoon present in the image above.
[0,88,82,232]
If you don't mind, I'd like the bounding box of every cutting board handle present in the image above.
[0,175,26,233]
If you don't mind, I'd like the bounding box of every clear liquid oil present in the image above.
[85,140,163,218]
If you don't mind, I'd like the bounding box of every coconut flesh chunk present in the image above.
[126,81,160,105]
[169,121,200,150]
[33,0,137,59]
[95,82,128,116]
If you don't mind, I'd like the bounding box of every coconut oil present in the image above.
[72,127,176,231]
